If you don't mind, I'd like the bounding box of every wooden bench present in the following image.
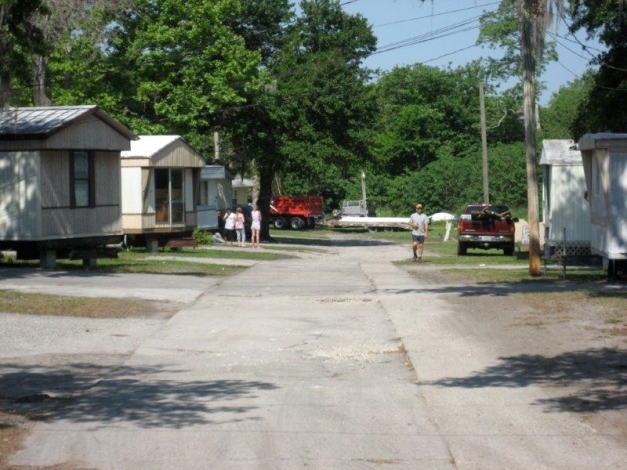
[164,238,198,250]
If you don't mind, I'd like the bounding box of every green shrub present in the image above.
[192,229,213,245]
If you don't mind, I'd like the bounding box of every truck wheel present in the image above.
[273,218,287,230]
[290,217,305,230]
[503,245,514,256]
[457,242,467,256]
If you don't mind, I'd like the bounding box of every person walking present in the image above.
[409,203,429,262]
[224,209,236,246]
[234,206,246,247]
[251,204,262,249]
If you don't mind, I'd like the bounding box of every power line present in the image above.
[374,15,483,55]
[373,1,501,28]
[422,44,478,64]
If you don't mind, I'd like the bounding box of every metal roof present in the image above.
[0,105,136,140]
[539,139,582,166]
[578,132,627,151]
[121,135,181,158]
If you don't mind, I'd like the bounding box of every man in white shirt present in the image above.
[409,203,429,262]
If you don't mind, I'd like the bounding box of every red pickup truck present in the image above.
[457,204,518,256]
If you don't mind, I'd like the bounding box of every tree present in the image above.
[569,0,627,135]
[47,0,261,153]
[26,0,136,106]
[0,0,47,107]
[541,70,594,139]
[371,64,483,176]
[477,0,557,94]
[222,0,377,238]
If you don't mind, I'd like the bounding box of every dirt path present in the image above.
[399,260,627,445]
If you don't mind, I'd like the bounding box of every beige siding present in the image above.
[95,151,121,206]
[121,157,151,167]
[0,118,131,152]
[121,214,152,232]
[0,151,41,239]
[40,151,70,208]
[122,213,196,233]
[41,206,121,237]
[152,140,206,168]
[47,115,132,151]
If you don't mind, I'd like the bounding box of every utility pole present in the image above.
[520,0,542,276]
[479,82,489,204]
[214,131,220,161]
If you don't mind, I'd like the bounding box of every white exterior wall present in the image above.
[608,154,627,255]
[121,167,143,214]
[0,151,41,240]
[580,134,627,261]
[547,164,592,243]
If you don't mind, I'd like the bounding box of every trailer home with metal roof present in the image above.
[0,106,136,268]
[578,133,627,277]
[539,139,592,258]
[120,135,205,248]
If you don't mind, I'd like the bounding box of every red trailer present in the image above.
[269,195,324,230]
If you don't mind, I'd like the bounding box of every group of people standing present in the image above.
[221,205,262,248]
[218,202,428,261]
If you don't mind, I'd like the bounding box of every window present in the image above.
[154,168,185,224]
[71,151,94,207]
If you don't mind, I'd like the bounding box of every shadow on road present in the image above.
[420,347,627,413]
[382,281,627,298]
[0,363,279,428]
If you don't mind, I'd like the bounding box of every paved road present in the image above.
[3,236,626,469]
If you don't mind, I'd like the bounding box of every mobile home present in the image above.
[578,133,627,277]
[120,135,205,247]
[539,139,592,257]
[0,106,136,267]
[197,164,234,230]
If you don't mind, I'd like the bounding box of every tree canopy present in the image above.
[2,0,624,220]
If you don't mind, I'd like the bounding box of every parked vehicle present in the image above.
[269,195,324,230]
[335,170,372,217]
[457,204,518,256]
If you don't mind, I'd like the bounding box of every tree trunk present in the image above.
[31,53,52,106]
[0,39,10,108]
[257,166,274,241]
[0,68,10,108]
[520,0,542,276]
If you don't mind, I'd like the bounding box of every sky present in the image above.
[340,0,603,105]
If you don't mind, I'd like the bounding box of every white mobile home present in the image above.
[578,133,627,277]
[539,139,592,256]
[0,106,136,267]
[120,135,205,246]
[198,164,234,230]
[233,175,254,205]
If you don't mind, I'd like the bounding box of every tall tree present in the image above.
[0,0,47,107]
[27,0,136,106]
[569,0,627,135]
[541,70,594,139]
[222,0,377,238]
[422,0,565,275]
[48,0,261,152]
